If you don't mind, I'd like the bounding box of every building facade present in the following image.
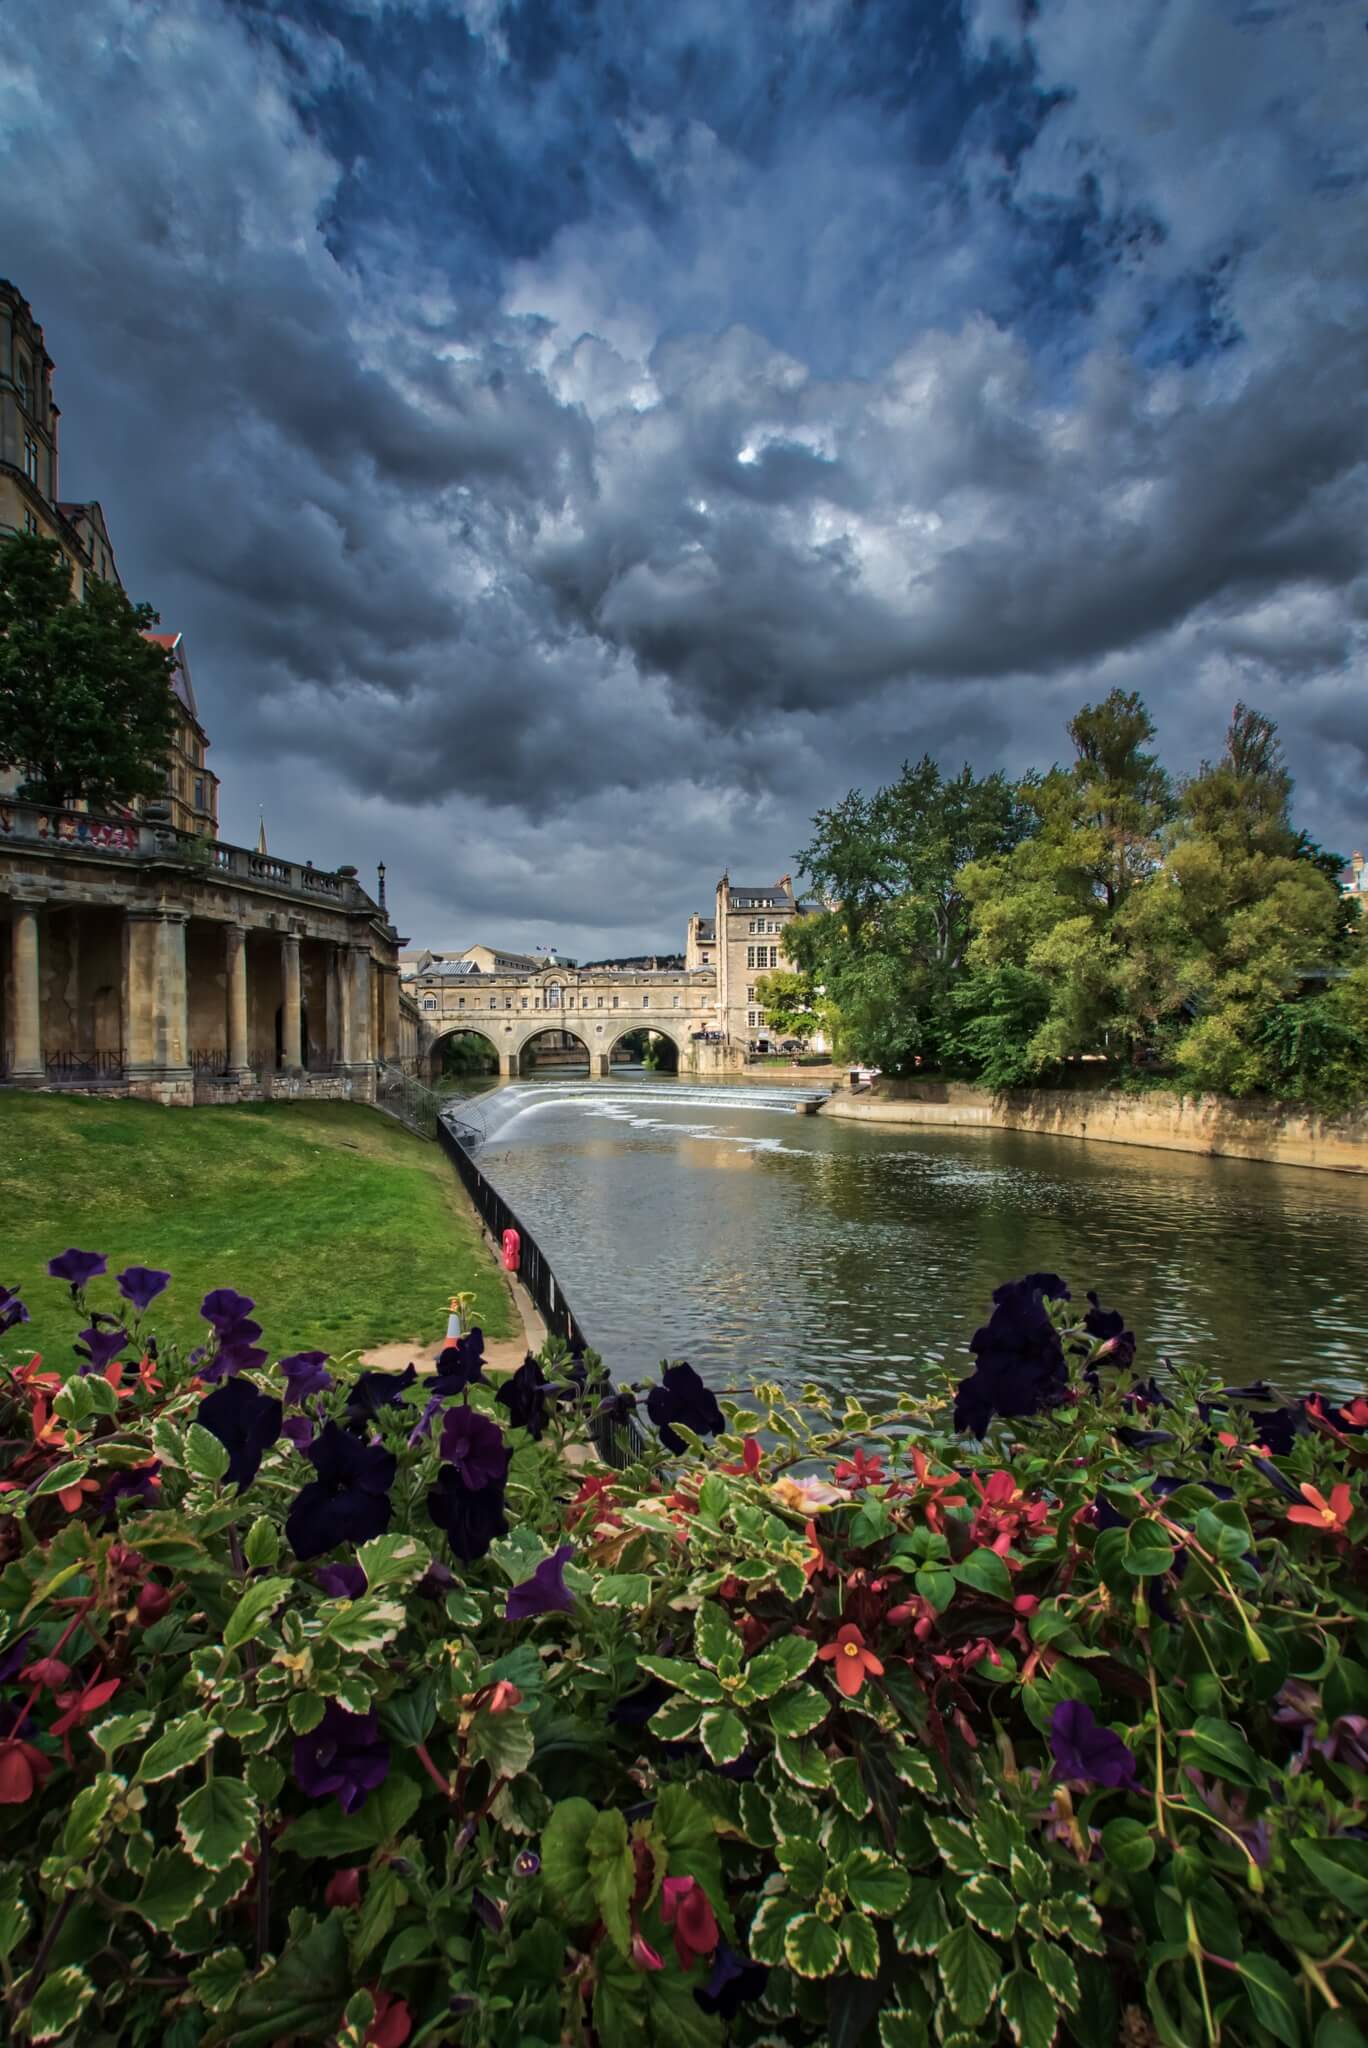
[0,280,217,838]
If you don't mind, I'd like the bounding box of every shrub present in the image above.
[0,1263,1365,2047]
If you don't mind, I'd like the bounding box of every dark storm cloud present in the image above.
[1,0,1365,952]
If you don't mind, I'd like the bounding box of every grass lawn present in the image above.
[0,1093,514,1368]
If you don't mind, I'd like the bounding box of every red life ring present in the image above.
[501,1227,521,1273]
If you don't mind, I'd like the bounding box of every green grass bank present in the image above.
[0,1092,513,1364]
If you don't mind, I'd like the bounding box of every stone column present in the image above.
[281,931,303,1071]
[498,1047,520,1078]
[338,948,354,1069]
[9,904,44,1083]
[591,1051,611,1078]
[324,944,341,1065]
[380,965,401,1063]
[347,945,374,1096]
[124,909,192,1105]
[225,924,249,1080]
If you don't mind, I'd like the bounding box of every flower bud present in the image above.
[135,1583,174,1627]
[324,1867,363,1910]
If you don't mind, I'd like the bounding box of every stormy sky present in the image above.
[2,0,1364,956]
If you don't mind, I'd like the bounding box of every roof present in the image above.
[726,881,795,908]
[693,917,716,938]
[141,630,200,723]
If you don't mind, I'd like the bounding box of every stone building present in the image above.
[706,872,804,1046]
[0,279,215,838]
[0,798,405,1105]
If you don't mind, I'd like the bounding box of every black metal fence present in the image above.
[41,1047,125,1084]
[435,1114,645,1467]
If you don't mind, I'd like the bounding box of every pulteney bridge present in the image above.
[411,963,723,1078]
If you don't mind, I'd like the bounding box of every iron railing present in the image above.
[40,1047,125,1083]
[434,1113,645,1468]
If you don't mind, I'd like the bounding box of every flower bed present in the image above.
[0,1261,1365,2047]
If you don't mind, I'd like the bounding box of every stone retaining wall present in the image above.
[818,1078,1368,1174]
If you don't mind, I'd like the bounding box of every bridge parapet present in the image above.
[407,961,732,1075]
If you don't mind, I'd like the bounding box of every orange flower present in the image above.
[1287,1482,1353,1534]
[137,1352,163,1396]
[57,1476,100,1515]
[817,1622,885,1698]
[907,1448,967,1531]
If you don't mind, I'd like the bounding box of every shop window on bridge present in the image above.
[612,997,619,1009]
[643,995,650,1008]
[547,984,561,1008]
[522,997,529,1008]
[597,997,604,1008]
[423,997,438,1012]
[489,996,497,1008]
[458,996,466,1009]
[673,995,680,1006]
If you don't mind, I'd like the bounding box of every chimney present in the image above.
[778,873,791,892]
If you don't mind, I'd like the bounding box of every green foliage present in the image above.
[754,967,822,1044]
[0,530,178,809]
[0,1258,1366,2045]
[794,692,1363,1108]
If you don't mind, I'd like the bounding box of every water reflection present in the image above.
[448,1076,1368,1404]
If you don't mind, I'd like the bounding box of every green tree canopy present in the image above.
[0,531,177,811]
[788,758,1034,1072]
[754,967,820,1045]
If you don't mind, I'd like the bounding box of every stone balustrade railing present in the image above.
[0,797,371,910]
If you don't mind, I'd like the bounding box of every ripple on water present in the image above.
[446,1079,1368,1402]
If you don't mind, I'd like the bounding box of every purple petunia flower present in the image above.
[199,1339,269,1385]
[426,1466,507,1562]
[100,1461,162,1513]
[278,1351,334,1403]
[514,1850,540,1878]
[407,1393,447,1448]
[1049,1699,1138,1790]
[116,1266,171,1313]
[49,1249,108,1290]
[431,1329,485,1392]
[286,1423,395,1561]
[199,1378,283,1492]
[76,1325,130,1373]
[695,1945,769,2020]
[315,1562,367,1599]
[0,1633,36,1687]
[293,1701,389,1813]
[346,1366,417,1425]
[954,1274,1072,1438]
[415,1559,454,1600]
[281,1415,316,1452]
[646,1362,725,1454]
[200,1287,255,1333]
[439,1407,510,1491]
[506,1544,576,1621]
[497,1356,552,1440]
[0,1286,30,1336]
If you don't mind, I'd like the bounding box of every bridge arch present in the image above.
[427,1024,501,1080]
[517,1025,592,1074]
[606,1023,682,1072]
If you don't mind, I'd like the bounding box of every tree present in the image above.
[754,968,820,1046]
[1158,703,1344,1096]
[789,758,1034,1071]
[0,532,177,810]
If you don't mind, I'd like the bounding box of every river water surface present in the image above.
[448,1075,1368,1406]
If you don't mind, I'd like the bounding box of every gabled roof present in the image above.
[141,630,201,723]
[726,880,796,908]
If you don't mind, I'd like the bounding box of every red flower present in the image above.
[567,1474,615,1527]
[325,1867,363,1911]
[135,1583,174,1627]
[485,1681,522,1715]
[660,1876,719,1971]
[1287,1483,1353,1534]
[720,1436,763,1477]
[0,1738,51,1804]
[19,1657,70,1690]
[57,1475,100,1515]
[833,1447,886,1491]
[817,1623,885,1698]
[49,1674,121,1759]
[363,1987,411,2048]
[630,1933,664,1971]
[886,1596,937,1642]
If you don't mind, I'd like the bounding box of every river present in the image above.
[447,1073,1368,1406]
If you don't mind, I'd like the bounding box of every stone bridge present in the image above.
[410,964,725,1077]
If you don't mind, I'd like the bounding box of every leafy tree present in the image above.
[957,692,1177,1076]
[1161,704,1345,1097]
[0,531,177,810]
[789,759,1034,1071]
[754,968,820,1045]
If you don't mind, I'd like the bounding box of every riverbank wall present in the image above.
[818,1078,1368,1174]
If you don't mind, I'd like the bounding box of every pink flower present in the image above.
[817,1623,885,1698]
[630,1933,664,1971]
[1287,1483,1353,1534]
[661,1876,719,1971]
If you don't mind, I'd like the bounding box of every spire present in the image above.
[256,810,267,856]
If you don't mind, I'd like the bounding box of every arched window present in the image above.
[546,984,561,1008]
[423,996,437,1012]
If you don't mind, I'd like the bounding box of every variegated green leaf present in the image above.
[694,1601,742,1670]
[135,1711,222,1785]
[356,1532,430,1594]
[698,1707,747,1765]
[880,2011,932,2047]
[890,1745,940,1798]
[1030,1938,1080,2010]
[775,1736,831,1789]
[963,1872,1018,1940]
[222,1575,294,1652]
[928,1814,984,1876]
[768,1682,829,1738]
[744,1635,818,1698]
[63,1773,122,1858]
[189,1947,249,2014]
[135,1848,212,1931]
[831,1755,871,1818]
[894,1877,950,1956]
[840,1910,880,1978]
[844,1847,910,1915]
[25,1966,94,2043]
[636,1654,724,1705]
[776,1837,826,1900]
[177,1776,258,1871]
[748,1890,795,1967]
[738,1781,776,1848]
[1040,1892,1105,1954]
[316,1595,407,1655]
[938,1920,1001,2027]
[783,1911,842,1979]
[1002,1969,1059,2048]
[648,1694,704,1742]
